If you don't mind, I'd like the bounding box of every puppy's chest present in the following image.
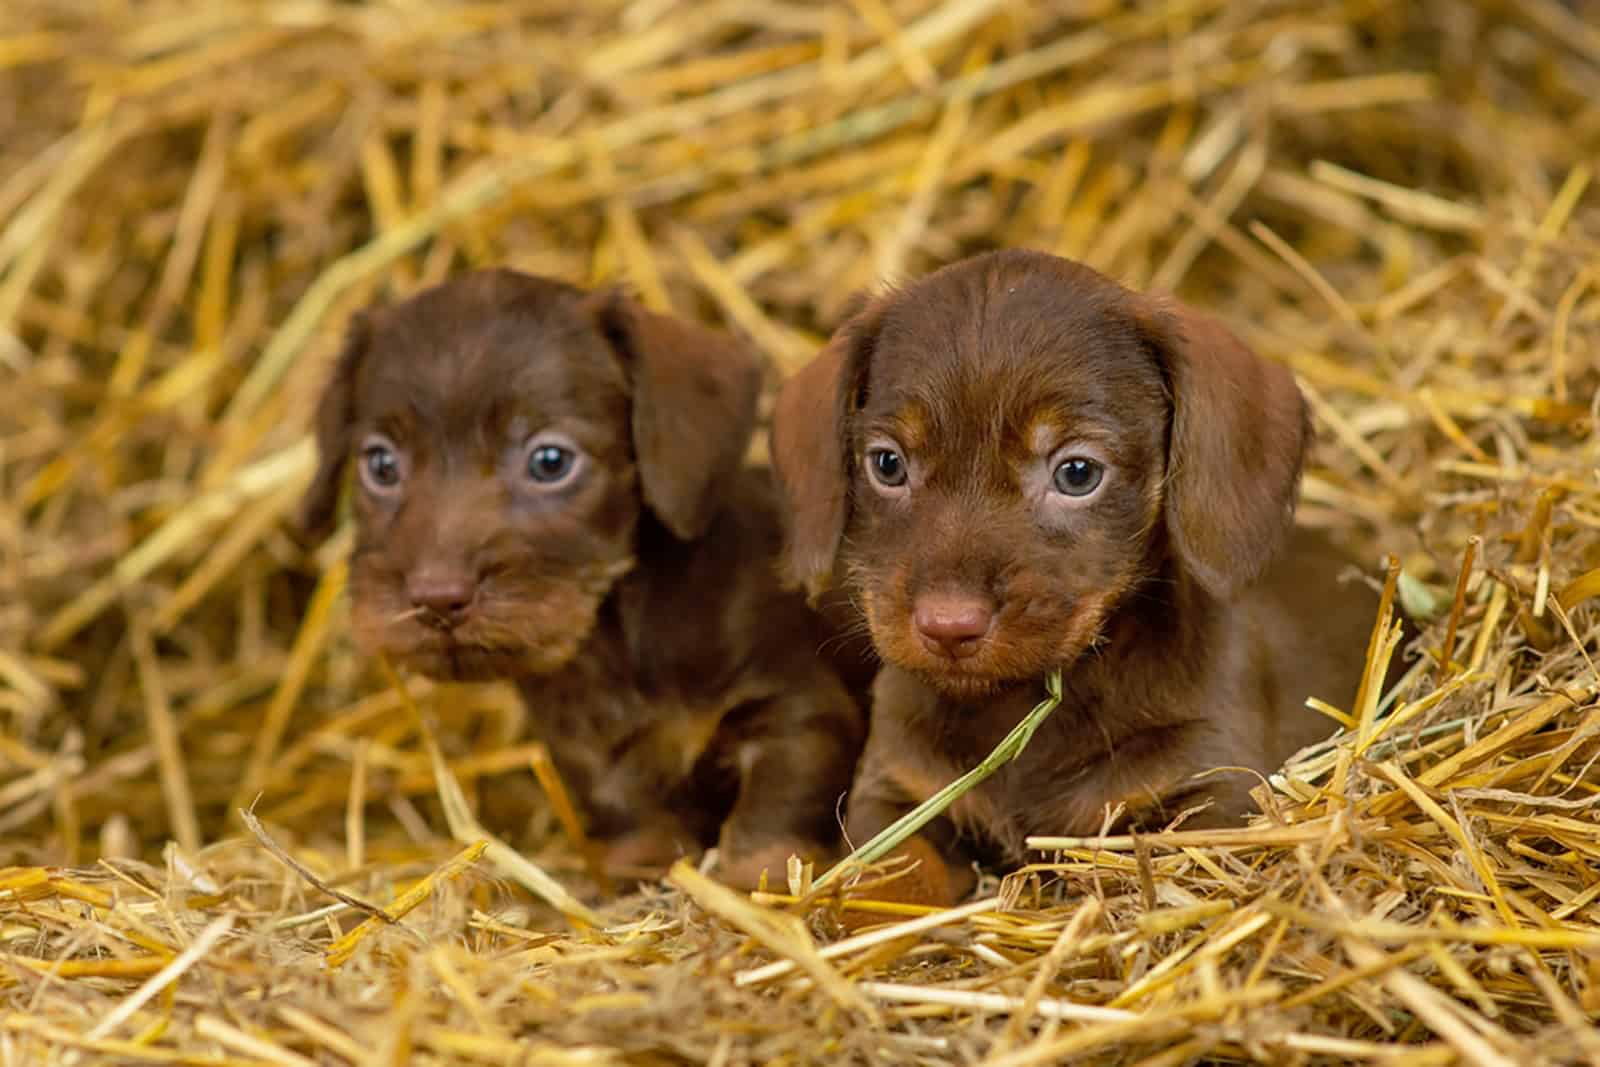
[889,690,1119,859]
[517,644,768,808]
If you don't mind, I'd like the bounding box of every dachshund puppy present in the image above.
[771,249,1379,905]
[301,269,864,890]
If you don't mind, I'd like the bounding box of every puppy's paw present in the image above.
[836,834,973,932]
[714,836,833,892]
[601,823,701,885]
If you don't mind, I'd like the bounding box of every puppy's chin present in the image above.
[351,617,592,681]
[905,667,1027,701]
[379,642,557,682]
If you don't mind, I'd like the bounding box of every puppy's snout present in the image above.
[912,593,994,660]
[407,567,477,629]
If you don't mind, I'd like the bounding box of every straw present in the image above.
[3,1,1599,1062]
[813,670,1063,890]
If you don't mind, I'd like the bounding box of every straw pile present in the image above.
[3,0,1599,1062]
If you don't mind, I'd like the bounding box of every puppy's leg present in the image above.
[1068,722,1263,834]
[839,749,976,922]
[711,670,862,891]
[600,813,703,883]
[1116,772,1260,833]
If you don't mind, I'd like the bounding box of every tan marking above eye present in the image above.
[1020,407,1124,463]
[888,403,930,452]
[1023,411,1072,456]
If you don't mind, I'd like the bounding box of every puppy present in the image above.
[771,249,1380,905]
[301,269,865,890]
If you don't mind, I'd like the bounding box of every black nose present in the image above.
[407,570,476,629]
[912,593,995,660]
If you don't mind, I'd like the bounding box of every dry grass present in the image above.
[3,0,1600,1063]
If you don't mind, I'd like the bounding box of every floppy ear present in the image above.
[1137,297,1310,599]
[299,311,372,543]
[590,294,761,541]
[770,302,879,597]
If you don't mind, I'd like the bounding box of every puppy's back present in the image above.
[1246,528,1387,760]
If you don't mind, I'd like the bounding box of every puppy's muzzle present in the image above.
[912,592,994,660]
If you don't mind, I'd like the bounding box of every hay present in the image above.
[3,0,1599,1062]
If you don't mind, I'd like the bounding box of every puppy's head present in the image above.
[300,269,760,680]
[772,250,1307,698]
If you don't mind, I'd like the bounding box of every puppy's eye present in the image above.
[1052,457,1104,497]
[359,436,405,495]
[528,445,575,483]
[366,449,400,487]
[520,434,583,488]
[866,447,907,489]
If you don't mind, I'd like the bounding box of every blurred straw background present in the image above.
[2,0,1599,1063]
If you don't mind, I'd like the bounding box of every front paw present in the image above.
[836,834,973,930]
[601,822,701,885]
[714,835,834,891]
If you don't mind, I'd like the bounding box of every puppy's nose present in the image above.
[407,570,476,628]
[912,594,994,659]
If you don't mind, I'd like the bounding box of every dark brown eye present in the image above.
[520,434,584,488]
[867,448,907,488]
[1052,457,1104,497]
[527,444,575,483]
[359,438,404,495]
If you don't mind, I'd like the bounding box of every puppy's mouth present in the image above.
[887,645,1042,699]
[351,558,633,680]
[862,587,1110,699]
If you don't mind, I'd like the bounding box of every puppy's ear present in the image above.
[1137,297,1309,599]
[771,303,878,597]
[299,312,372,543]
[590,293,761,541]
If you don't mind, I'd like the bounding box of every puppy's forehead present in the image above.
[357,276,626,435]
[863,254,1163,436]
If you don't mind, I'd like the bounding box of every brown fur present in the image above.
[771,250,1385,906]
[302,269,868,890]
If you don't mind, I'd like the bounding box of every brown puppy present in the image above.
[302,269,865,890]
[772,249,1379,905]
